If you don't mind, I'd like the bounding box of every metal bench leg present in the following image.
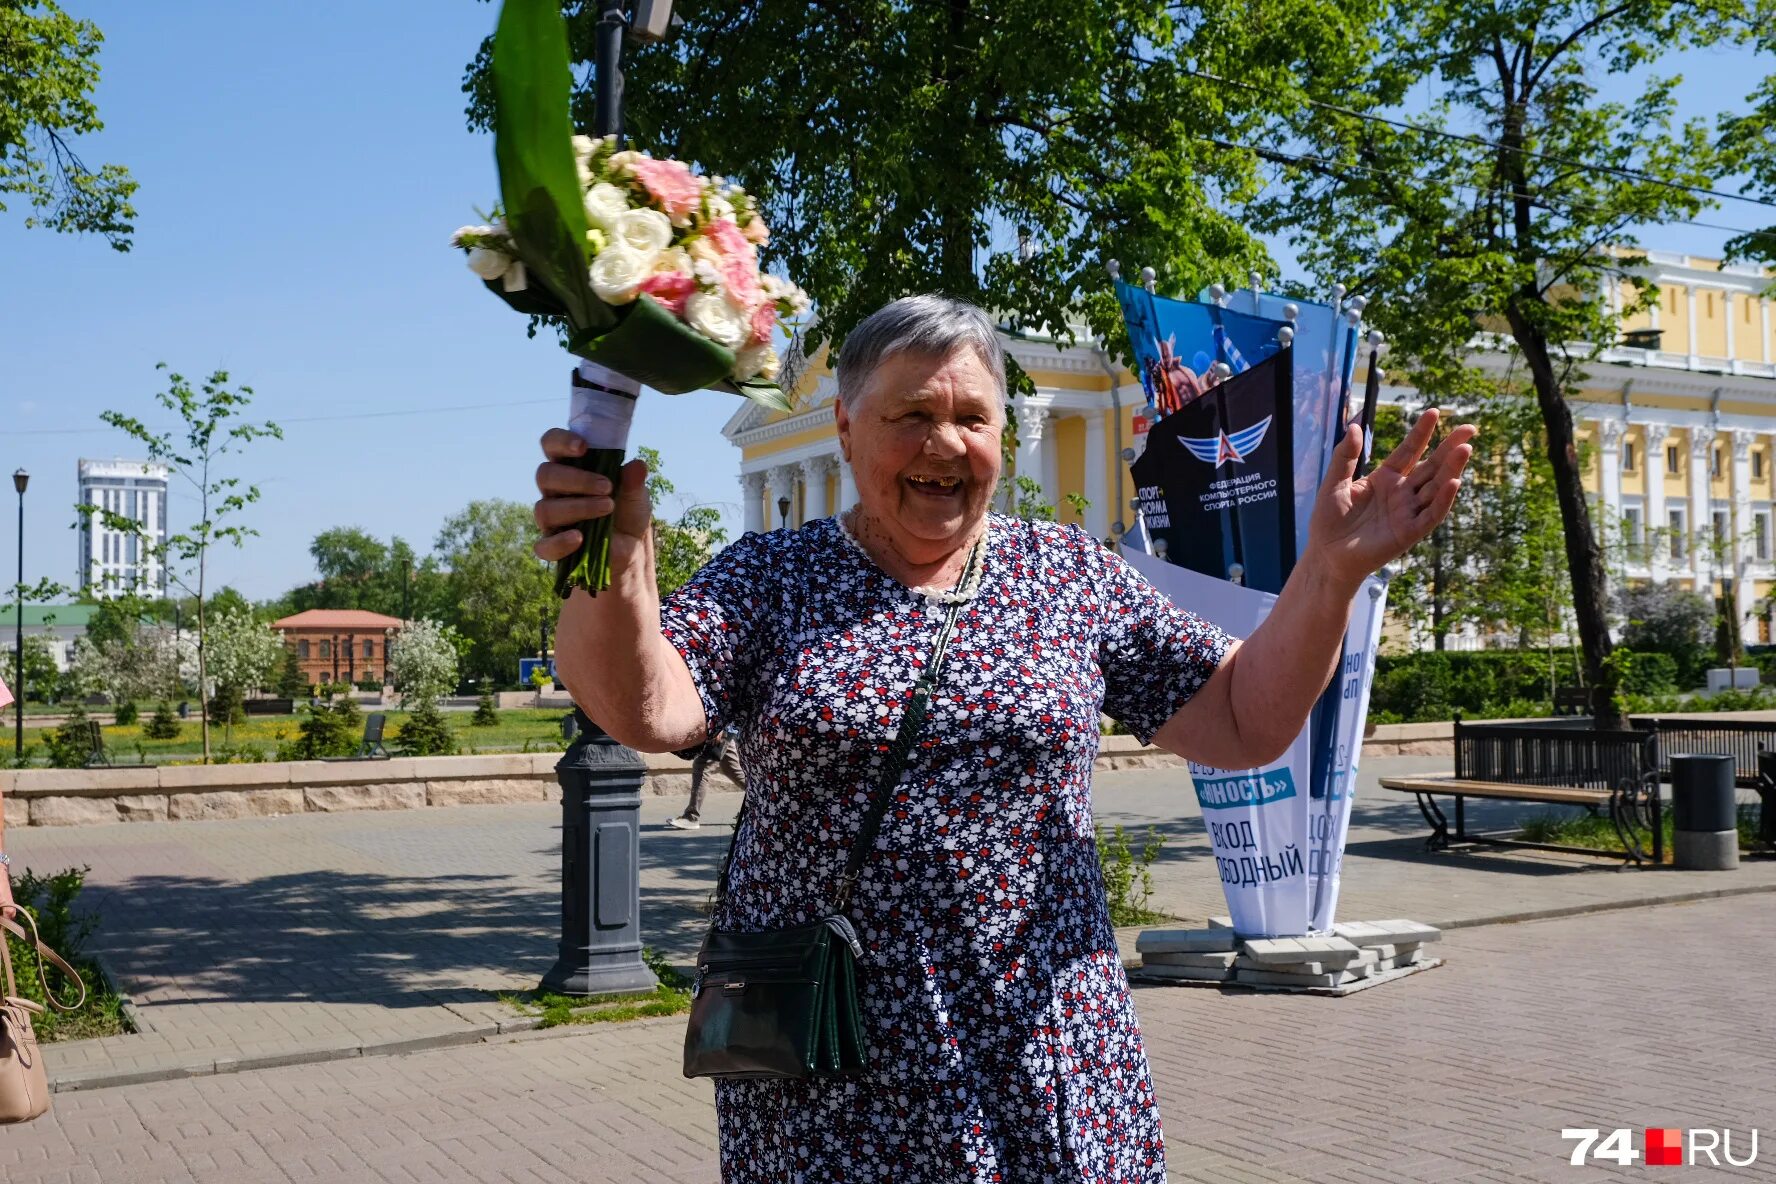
[1415,792,1450,851]
[1454,794,1467,842]
[1608,786,1647,866]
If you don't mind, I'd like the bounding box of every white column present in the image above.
[1013,395,1051,506]
[740,471,766,535]
[1600,418,1625,561]
[1082,410,1109,539]
[1724,291,1737,371]
[838,457,858,513]
[799,457,832,521]
[1733,430,1756,642]
[1763,298,1773,367]
[768,465,795,530]
[1689,428,1713,589]
[1643,422,1667,582]
[1686,286,1700,367]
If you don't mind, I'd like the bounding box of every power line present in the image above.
[10,397,562,438]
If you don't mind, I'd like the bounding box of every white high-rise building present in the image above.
[77,458,170,598]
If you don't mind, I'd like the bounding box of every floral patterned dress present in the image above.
[660,513,1232,1183]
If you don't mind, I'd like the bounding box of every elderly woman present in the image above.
[535,295,1473,1182]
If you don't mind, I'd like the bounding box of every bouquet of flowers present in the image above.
[455,0,810,597]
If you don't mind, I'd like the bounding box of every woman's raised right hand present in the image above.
[533,429,654,576]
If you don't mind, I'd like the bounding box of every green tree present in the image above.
[434,500,554,687]
[204,607,283,742]
[638,447,728,598]
[0,0,136,248]
[84,365,282,761]
[1253,0,1751,724]
[274,644,307,700]
[1719,26,1776,269]
[463,0,1379,358]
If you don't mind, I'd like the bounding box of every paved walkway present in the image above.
[6,758,1773,1090]
[1,895,1770,1182]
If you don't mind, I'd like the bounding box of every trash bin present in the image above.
[177,700,189,720]
[1670,753,1739,870]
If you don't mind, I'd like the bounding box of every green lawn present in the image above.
[1517,804,1764,861]
[1,706,576,765]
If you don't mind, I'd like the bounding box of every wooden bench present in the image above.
[1379,719,1663,864]
[1631,717,1776,789]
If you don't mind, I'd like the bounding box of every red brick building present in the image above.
[272,609,404,688]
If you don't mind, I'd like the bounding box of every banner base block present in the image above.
[1130,919,1444,996]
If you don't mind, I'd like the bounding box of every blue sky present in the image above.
[1,2,1770,601]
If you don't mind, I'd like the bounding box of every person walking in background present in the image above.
[669,724,745,831]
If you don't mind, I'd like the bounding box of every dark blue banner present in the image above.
[1129,349,1296,593]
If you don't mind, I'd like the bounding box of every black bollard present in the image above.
[541,707,660,996]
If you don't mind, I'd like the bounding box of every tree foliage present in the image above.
[638,446,727,597]
[204,607,283,698]
[1719,22,1776,270]
[434,500,553,686]
[1253,0,1753,722]
[0,0,136,248]
[463,0,1382,360]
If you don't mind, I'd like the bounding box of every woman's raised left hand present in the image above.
[1307,408,1477,590]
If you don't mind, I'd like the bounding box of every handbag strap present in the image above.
[0,909,88,1014]
[712,534,981,916]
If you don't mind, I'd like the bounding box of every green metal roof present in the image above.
[0,603,102,628]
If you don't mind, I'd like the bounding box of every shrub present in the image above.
[278,693,364,760]
[112,701,138,727]
[206,684,246,726]
[1370,650,1581,722]
[3,865,125,1041]
[1613,650,1679,695]
[45,706,92,769]
[143,702,182,740]
[396,700,456,755]
[471,681,499,727]
[1096,824,1165,926]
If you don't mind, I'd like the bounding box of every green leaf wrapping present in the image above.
[569,294,735,394]
[492,0,608,334]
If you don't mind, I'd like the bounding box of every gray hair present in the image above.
[834,295,1007,409]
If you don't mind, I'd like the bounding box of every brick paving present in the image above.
[1,896,1771,1182]
[4,757,1772,1090]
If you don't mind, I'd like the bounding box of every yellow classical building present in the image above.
[725,250,1776,640]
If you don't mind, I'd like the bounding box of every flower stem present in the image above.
[554,448,627,598]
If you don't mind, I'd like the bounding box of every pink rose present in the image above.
[629,157,703,224]
[703,218,756,264]
[741,217,770,246]
[637,270,699,317]
[749,301,777,345]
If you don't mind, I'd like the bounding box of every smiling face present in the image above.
[834,347,1005,566]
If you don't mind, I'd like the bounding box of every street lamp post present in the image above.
[12,469,26,760]
[777,495,791,528]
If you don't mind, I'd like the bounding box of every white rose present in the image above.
[685,292,750,350]
[451,224,495,246]
[571,134,596,160]
[655,246,695,279]
[583,182,631,232]
[466,247,511,282]
[615,207,672,256]
[733,344,780,382]
[590,246,648,304]
[707,195,736,223]
[501,259,528,293]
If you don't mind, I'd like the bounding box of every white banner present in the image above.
[1125,551,1311,937]
[1124,550,1386,937]
[1307,574,1389,933]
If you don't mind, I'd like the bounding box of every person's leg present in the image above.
[718,747,746,792]
[671,750,711,828]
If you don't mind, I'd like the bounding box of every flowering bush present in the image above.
[389,619,460,709]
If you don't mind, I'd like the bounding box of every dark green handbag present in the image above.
[682,540,976,1080]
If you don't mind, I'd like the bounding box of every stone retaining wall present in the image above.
[0,735,1189,827]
